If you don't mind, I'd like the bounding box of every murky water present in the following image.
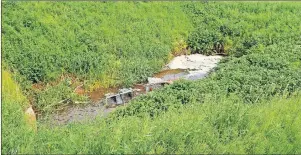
[154,69,188,81]
[43,103,115,125]
[185,70,208,80]
[89,87,120,103]
[154,69,208,81]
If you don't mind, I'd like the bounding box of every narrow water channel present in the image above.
[40,54,222,125]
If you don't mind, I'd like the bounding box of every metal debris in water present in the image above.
[105,88,134,106]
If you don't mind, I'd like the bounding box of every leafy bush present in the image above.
[188,27,224,55]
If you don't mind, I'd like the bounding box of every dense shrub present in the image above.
[187,27,224,55]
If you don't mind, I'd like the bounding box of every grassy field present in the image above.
[2,1,301,154]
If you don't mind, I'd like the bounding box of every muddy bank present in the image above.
[41,54,222,125]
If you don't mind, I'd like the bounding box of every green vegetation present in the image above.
[185,2,301,56]
[2,1,301,154]
[3,1,192,87]
[2,1,193,114]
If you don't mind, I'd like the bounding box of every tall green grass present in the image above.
[3,84,301,154]
[2,1,193,114]
[185,2,301,56]
[2,2,192,87]
[3,69,301,154]
[2,71,35,153]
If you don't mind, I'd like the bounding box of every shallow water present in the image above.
[89,87,120,103]
[154,69,188,81]
[185,71,208,80]
[47,103,115,125]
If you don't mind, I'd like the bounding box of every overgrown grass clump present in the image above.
[185,2,301,56]
[2,1,192,87]
[33,79,88,113]
[2,71,35,153]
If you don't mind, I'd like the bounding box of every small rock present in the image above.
[24,106,37,132]
[148,77,164,84]
[133,89,141,92]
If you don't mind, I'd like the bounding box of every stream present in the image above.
[41,54,222,125]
